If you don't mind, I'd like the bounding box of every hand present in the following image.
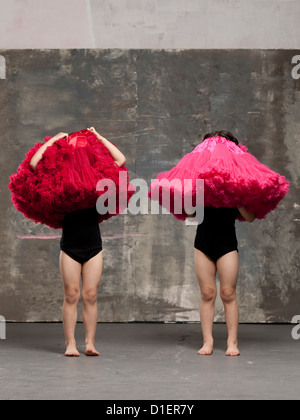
[87,127,98,135]
[87,127,103,141]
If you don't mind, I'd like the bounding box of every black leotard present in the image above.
[60,206,102,265]
[194,207,239,262]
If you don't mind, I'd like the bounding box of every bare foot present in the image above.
[226,343,240,357]
[85,342,100,357]
[65,342,80,357]
[198,342,214,356]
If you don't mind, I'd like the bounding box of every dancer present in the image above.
[149,129,289,356]
[194,205,255,357]
[29,127,126,357]
[187,131,255,356]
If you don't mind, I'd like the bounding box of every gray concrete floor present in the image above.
[0,323,299,400]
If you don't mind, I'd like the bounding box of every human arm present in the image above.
[87,127,126,167]
[238,206,256,222]
[29,132,68,170]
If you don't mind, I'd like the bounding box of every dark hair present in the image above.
[203,130,239,145]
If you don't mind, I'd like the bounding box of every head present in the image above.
[203,130,239,146]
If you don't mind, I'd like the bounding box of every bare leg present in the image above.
[217,251,240,356]
[59,251,81,357]
[81,251,103,356]
[194,249,217,355]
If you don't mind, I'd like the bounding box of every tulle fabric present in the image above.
[149,136,290,221]
[8,130,135,229]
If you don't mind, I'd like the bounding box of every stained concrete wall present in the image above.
[0,0,299,322]
[0,49,299,322]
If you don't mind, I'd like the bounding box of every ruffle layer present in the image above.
[149,136,290,221]
[8,130,135,228]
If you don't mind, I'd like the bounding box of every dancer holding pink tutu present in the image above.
[192,132,256,356]
[149,130,290,356]
[187,131,256,356]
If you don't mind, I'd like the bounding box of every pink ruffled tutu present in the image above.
[149,136,290,221]
[8,129,135,229]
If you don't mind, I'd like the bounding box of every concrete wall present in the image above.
[0,1,299,322]
[0,49,299,323]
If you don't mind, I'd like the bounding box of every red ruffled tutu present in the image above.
[149,136,290,221]
[8,130,135,229]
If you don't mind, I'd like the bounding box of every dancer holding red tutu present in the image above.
[28,127,126,357]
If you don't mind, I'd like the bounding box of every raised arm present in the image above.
[87,127,126,167]
[238,206,256,223]
[30,132,68,170]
